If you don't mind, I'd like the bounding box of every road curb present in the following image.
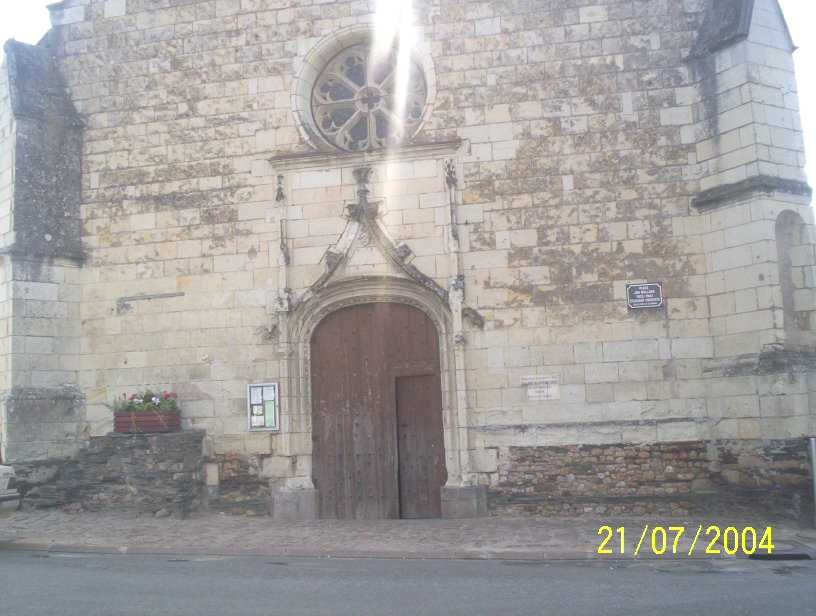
[5,538,810,561]
[0,539,595,561]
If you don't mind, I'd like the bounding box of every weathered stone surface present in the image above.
[441,486,489,519]
[0,465,13,490]
[692,0,757,57]
[0,465,20,511]
[206,452,272,515]
[491,439,812,521]
[12,431,205,518]
[3,40,83,261]
[3,386,86,463]
[270,487,318,521]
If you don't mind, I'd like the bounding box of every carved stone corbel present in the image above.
[348,166,379,221]
[275,174,286,202]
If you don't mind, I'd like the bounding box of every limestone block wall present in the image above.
[52,0,713,458]
[0,59,13,247]
[0,41,85,464]
[688,0,804,192]
[3,258,84,462]
[0,260,10,462]
[0,63,12,460]
[687,193,814,357]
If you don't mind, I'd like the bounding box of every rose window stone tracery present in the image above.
[311,44,428,152]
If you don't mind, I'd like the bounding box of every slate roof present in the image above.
[3,40,81,126]
[691,0,794,58]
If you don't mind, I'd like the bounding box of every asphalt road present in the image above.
[1,551,815,615]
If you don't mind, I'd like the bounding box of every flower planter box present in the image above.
[110,391,181,434]
[114,411,181,434]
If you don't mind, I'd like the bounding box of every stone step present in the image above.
[0,488,20,512]
[0,466,14,491]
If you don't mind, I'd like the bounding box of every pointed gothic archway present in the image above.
[310,302,447,519]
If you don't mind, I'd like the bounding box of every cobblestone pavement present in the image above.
[2,511,815,560]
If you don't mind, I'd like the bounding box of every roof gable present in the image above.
[3,40,80,125]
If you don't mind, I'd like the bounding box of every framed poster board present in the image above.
[247,383,280,432]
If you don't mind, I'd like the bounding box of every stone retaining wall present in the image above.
[490,439,813,521]
[6,434,812,520]
[11,431,205,517]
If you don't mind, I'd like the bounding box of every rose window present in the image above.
[311,44,428,152]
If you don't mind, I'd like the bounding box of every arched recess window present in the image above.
[775,210,816,338]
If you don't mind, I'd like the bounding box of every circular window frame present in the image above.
[311,43,429,153]
[292,25,437,154]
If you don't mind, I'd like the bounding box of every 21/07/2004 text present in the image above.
[597,525,775,557]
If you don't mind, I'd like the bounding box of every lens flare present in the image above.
[372,0,417,146]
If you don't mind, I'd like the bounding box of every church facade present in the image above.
[0,0,814,519]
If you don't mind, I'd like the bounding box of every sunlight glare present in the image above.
[372,0,417,145]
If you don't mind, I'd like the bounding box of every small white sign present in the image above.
[521,375,560,401]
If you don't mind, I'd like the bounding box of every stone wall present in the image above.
[0,47,13,461]
[0,46,13,248]
[3,41,84,261]
[11,430,205,517]
[490,438,813,521]
[0,465,20,510]
[0,41,85,464]
[689,0,802,194]
[492,441,709,516]
[206,452,273,515]
[49,0,726,466]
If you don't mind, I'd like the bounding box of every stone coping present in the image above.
[692,176,812,210]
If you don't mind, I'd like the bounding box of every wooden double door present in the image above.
[311,303,447,519]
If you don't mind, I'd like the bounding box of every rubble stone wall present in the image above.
[8,432,812,520]
[491,438,813,520]
[11,430,205,517]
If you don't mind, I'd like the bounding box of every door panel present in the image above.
[310,302,445,519]
[311,304,399,519]
[396,375,446,519]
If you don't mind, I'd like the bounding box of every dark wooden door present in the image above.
[396,375,445,518]
[311,303,446,519]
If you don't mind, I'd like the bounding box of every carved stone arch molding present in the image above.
[280,275,474,505]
